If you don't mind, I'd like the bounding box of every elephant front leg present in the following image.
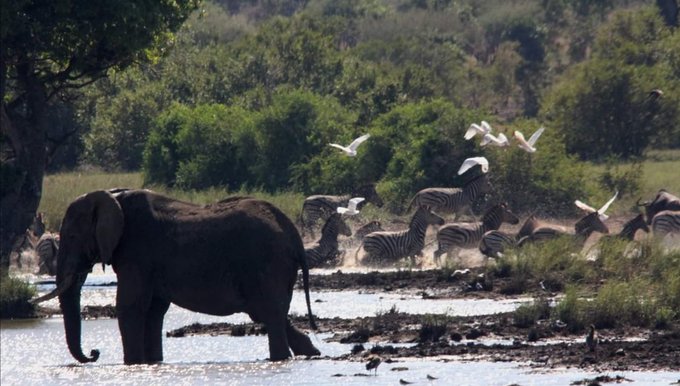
[144,297,170,363]
[117,306,146,365]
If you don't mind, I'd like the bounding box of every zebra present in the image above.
[304,213,352,268]
[301,184,383,238]
[357,206,444,266]
[406,173,491,220]
[353,220,384,242]
[518,211,609,248]
[615,213,650,241]
[650,210,680,240]
[433,202,519,264]
[638,189,680,224]
[36,232,59,275]
[478,213,541,258]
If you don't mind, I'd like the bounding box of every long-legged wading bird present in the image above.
[586,324,598,352]
[329,134,370,156]
[365,354,381,375]
[337,197,365,215]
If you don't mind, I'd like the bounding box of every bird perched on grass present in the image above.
[329,134,370,156]
[365,354,382,375]
[586,324,598,352]
[513,127,545,153]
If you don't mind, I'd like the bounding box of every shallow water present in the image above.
[2,273,678,385]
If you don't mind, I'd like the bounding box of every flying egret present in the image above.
[329,134,370,156]
[513,127,545,153]
[480,132,509,147]
[457,156,489,175]
[337,197,365,215]
[464,121,492,140]
[574,191,618,221]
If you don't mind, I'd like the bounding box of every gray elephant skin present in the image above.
[34,189,319,365]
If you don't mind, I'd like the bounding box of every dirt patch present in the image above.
[167,311,679,372]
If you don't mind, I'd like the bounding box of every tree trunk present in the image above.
[0,62,48,275]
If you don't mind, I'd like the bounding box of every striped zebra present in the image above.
[433,202,519,264]
[357,207,444,266]
[478,214,541,258]
[518,211,609,247]
[304,213,352,268]
[638,189,680,224]
[36,232,59,275]
[651,210,680,240]
[301,184,383,238]
[353,220,383,242]
[407,173,491,220]
[616,213,650,241]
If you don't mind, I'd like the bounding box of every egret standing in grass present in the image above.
[329,134,371,156]
[513,127,545,153]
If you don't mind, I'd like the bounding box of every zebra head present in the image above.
[482,202,520,228]
[638,189,680,225]
[574,211,609,236]
[355,184,384,208]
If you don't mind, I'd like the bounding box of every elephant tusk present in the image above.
[30,274,74,304]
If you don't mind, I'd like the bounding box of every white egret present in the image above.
[480,132,509,147]
[574,191,618,221]
[457,156,489,175]
[337,197,365,215]
[464,121,492,140]
[329,134,370,156]
[513,127,545,153]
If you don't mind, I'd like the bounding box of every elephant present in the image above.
[33,189,320,365]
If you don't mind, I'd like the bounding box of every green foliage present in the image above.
[0,276,36,319]
[143,103,258,190]
[541,6,680,160]
[513,297,551,327]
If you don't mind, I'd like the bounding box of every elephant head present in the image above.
[32,190,124,363]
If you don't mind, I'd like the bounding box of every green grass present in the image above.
[0,274,37,319]
[583,149,680,215]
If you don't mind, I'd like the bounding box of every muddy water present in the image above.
[2,273,678,385]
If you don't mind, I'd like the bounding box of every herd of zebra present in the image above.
[300,175,680,269]
[9,182,679,274]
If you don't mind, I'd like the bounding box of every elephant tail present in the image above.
[299,248,317,331]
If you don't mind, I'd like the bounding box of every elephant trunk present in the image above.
[59,273,100,363]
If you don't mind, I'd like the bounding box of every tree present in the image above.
[0,0,199,272]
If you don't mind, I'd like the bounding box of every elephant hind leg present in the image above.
[247,306,292,361]
[287,321,320,357]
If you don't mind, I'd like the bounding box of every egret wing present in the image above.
[347,134,370,151]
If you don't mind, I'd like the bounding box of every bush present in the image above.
[0,276,36,319]
[513,297,551,328]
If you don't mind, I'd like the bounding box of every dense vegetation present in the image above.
[19,0,680,214]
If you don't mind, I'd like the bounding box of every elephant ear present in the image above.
[87,191,124,265]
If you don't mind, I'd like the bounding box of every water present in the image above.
[2,273,678,385]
